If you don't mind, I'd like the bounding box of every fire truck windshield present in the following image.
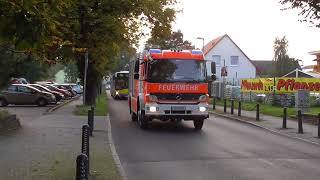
[148,59,206,83]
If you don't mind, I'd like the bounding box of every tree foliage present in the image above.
[0,0,178,104]
[273,36,300,77]
[280,0,320,27]
[146,30,194,49]
[0,48,49,88]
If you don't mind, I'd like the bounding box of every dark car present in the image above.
[0,84,56,107]
[29,84,65,101]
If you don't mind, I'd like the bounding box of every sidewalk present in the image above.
[0,98,120,180]
[210,105,320,145]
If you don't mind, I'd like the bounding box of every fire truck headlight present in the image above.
[116,91,119,95]
[199,107,207,112]
[150,106,157,112]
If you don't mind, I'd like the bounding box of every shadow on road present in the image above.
[139,120,204,135]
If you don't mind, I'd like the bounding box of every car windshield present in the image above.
[148,59,206,83]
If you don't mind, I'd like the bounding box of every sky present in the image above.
[141,0,320,66]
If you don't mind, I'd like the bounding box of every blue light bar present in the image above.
[191,50,203,55]
[149,49,162,54]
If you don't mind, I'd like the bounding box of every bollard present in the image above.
[298,110,303,134]
[238,101,241,116]
[224,99,227,113]
[212,97,216,110]
[76,154,89,180]
[318,113,320,138]
[81,125,90,172]
[231,100,234,115]
[88,110,93,136]
[256,104,260,121]
[282,108,287,129]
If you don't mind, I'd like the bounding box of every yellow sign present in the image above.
[276,78,320,93]
[241,78,320,93]
[241,78,274,93]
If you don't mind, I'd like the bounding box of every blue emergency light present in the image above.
[149,49,162,54]
[191,50,203,55]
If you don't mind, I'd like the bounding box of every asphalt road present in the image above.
[108,96,320,180]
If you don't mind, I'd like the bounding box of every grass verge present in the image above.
[74,93,108,116]
[210,99,320,117]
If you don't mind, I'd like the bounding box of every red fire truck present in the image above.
[128,49,216,130]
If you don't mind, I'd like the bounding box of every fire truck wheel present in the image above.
[193,119,204,130]
[131,113,138,122]
[138,110,148,129]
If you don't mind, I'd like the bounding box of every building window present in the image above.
[212,55,221,66]
[231,56,239,65]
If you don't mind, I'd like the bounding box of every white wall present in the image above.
[205,36,256,84]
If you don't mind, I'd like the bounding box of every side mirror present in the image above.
[211,75,216,81]
[134,73,139,80]
[211,62,216,75]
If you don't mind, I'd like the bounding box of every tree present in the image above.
[0,47,50,88]
[60,0,178,105]
[0,0,177,105]
[64,62,79,83]
[146,30,195,49]
[273,36,300,77]
[280,0,320,27]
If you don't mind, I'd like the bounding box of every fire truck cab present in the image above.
[128,49,216,130]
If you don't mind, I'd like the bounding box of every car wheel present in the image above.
[137,110,148,129]
[37,98,48,107]
[193,119,204,130]
[0,98,8,107]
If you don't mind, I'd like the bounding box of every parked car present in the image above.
[41,84,72,99]
[10,77,29,84]
[70,84,83,94]
[29,84,65,101]
[0,84,56,107]
[53,84,77,97]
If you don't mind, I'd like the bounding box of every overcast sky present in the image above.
[167,0,319,66]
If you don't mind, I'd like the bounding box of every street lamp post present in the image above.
[196,37,205,52]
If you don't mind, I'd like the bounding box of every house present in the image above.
[203,34,256,85]
[252,60,273,77]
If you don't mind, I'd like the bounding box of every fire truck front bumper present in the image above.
[144,103,209,120]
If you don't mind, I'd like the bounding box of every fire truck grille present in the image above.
[151,93,203,101]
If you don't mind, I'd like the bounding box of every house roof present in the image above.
[203,34,256,68]
[252,60,274,75]
[283,69,320,78]
[309,50,320,55]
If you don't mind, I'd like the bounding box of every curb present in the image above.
[210,111,320,146]
[106,114,128,180]
[44,95,81,114]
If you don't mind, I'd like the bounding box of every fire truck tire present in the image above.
[138,110,148,129]
[131,113,138,122]
[193,119,204,130]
